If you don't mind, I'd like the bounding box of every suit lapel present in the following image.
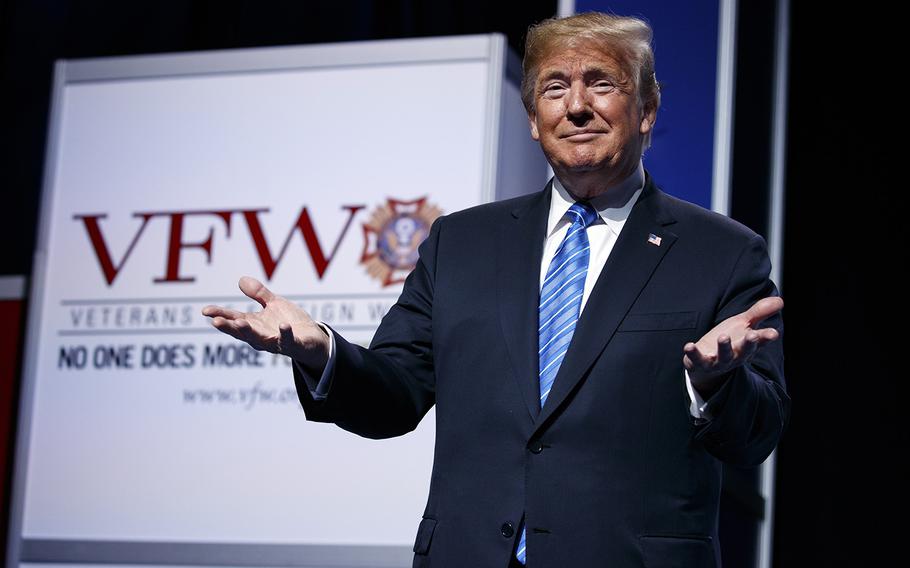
[532,173,679,433]
[497,182,551,421]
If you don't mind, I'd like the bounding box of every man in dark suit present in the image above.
[204,12,789,568]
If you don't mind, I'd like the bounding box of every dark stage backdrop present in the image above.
[773,2,897,566]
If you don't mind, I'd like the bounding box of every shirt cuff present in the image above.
[685,369,713,421]
[293,322,336,401]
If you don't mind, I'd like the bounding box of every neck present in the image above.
[556,161,642,209]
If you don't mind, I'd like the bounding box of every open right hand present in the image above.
[202,276,330,374]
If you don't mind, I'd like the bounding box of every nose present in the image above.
[565,82,593,124]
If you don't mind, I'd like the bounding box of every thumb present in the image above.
[746,295,784,325]
[239,276,275,308]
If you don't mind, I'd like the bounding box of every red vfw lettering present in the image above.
[154,211,234,283]
[243,205,363,279]
[74,213,154,285]
[75,205,365,286]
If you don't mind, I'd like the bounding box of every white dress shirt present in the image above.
[300,159,712,419]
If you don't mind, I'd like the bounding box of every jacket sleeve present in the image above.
[693,233,791,466]
[293,216,441,440]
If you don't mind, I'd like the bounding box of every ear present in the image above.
[528,109,540,141]
[639,101,657,135]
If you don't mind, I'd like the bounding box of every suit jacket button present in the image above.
[528,439,544,454]
[501,522,514,538]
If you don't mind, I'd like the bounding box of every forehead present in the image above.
[535,41,627,79]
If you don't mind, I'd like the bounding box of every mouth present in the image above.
[561,130,606,141]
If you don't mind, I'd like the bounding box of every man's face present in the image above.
[527,42,655,184]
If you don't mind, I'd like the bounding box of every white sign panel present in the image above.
[10,36,546,566]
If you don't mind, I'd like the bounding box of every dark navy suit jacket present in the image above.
[294,172,790,568]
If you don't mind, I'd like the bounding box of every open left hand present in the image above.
[201,276,330,374]
[683,296,783,396]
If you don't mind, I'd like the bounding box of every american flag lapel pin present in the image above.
[647,233,662,246]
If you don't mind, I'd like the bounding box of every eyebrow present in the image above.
[537,64,624,83]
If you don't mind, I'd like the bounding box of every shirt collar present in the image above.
[547,160,645,238]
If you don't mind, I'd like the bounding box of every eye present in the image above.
[592,80,616,92]
[541,82,567,98]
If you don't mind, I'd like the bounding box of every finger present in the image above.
[683,342,714,370]
[756,327,780,343]
[210,316,247,341]
[201,305,245,320]
[716,335,734,366]
[278,323,296,355]
[231,318,268,350]
[233,318,257,340]
[211,315,257,342]
[749,328,781,350]
[239,276,275,308]
[738,330,761,361]
[746,296,784,326]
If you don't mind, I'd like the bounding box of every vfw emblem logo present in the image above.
[360,197,441,287]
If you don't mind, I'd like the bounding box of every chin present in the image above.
[560,159,609,174]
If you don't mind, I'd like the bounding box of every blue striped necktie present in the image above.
[515,201,598,565]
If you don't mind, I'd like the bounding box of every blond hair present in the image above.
[522,12,661,146]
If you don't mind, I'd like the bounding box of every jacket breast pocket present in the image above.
[617,311,699,332]
[412,517,437,555]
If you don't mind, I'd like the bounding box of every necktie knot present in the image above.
[568,201,598,229]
